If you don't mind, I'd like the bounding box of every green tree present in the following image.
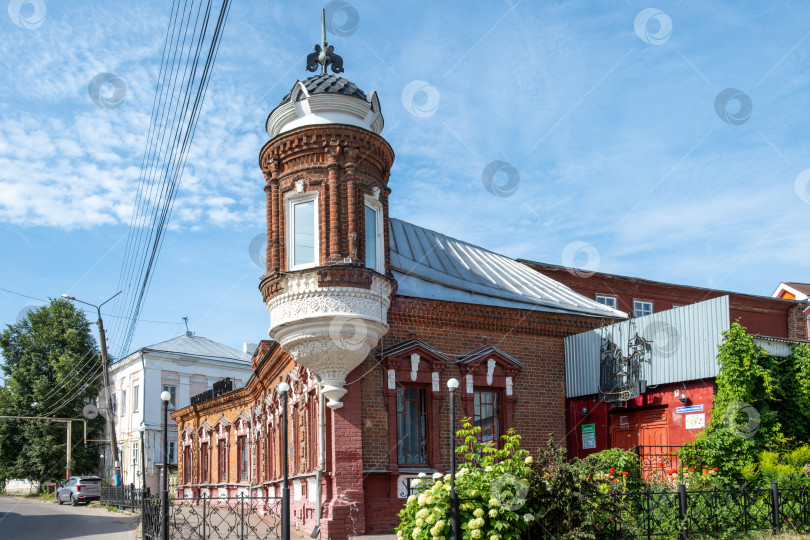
[0,298,104,485]
[680,323,810,484]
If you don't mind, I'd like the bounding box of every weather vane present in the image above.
[306,9,344,74]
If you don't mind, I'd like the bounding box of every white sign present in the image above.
[685,413,705,430]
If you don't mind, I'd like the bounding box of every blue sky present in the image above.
[1,0,809,362]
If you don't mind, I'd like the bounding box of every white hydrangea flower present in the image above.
[433,472,443,480]
[418,472,427,478]
[474,508,485,518]
[525,456,534,464]
[523,513,535,522]
[471,530,482,539]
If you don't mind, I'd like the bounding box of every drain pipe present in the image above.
[311,376,326,538]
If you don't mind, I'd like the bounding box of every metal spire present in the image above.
[306,9,344,74]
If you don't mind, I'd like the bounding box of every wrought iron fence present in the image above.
[142,494,283,540]
[631,445,702,483]
[100,485,150,511]
[527,484,810,539]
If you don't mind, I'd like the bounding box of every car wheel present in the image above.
[70,494,77,506]
[57,492,63,505]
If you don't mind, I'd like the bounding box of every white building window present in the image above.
[133,385,139,412]
[121,390,127,416]
[167,441,177,464]
[287,194,318,269]
[132,440,140,467]
[596,295,617,309]
[364,197,383,272]
[163,385,177,410]
[634,300,653,317]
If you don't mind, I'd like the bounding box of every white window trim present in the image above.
[286,192,319,271]
[363,195,384,273]
[595,295,617,309]
[633,300,654,317]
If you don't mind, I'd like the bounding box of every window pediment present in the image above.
[382,338,449,373]
[456,345,521,378]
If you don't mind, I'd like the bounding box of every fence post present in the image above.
[771,482,780,534]
[130,483,135,511]
[678,484,687,540]
[202,494,207,540]
[240,493,245,540]
[141,488,148,540]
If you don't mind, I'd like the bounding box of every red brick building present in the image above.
[171,50,623,537]
[519,261,807,463]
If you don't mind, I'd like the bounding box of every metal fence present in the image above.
[528,483,810,539]
[142,494,283,540]
[100,485,150,511]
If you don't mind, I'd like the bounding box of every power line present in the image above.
[107,0,232,360]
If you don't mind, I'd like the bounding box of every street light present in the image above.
[160,390,171,540]
[62,291,122,486]
[447,377,460,540]
[278,381,290,540]
[139,422,146,492]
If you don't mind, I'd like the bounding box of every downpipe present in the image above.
[311,376,326,538]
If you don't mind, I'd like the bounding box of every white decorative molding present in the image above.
[506,376,513,396]
[294,179,305,193]
[432,372,440,392]
[486,358,496,386]
[465,374,473,394]
[266,86,384,138]
[237,487,249,498]
[293,479,302,502]
[307,477,318,502]
[200,488,210,498]
[372,186,381,200]
[387,369,396,390]
[217,488,228,499]
[267,272,392,409]
[410,353,420,381]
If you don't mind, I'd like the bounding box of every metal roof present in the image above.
[134,334,252,364]
[564,296,730,397]
[280,74,367,104]
[389,218,626,318]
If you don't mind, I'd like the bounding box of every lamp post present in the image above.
[160,390,171,540]
[139,423,146,492]
[278,381,290,540]
[447,378,460,540]
[62,292,122,486]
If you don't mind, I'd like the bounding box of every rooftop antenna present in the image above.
[182,316,192,337]
[305,9,344,74]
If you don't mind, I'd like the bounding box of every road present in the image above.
[0,495,139,540]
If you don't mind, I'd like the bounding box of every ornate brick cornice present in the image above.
[389,296,607,338]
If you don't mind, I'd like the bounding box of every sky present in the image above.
[1,0,809,364]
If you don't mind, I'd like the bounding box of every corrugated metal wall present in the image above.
[565,296,730,397]
[754,337,795,357]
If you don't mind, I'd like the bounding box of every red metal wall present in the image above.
[565,379,715,460]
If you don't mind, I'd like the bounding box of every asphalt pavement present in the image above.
[0,494,139,540]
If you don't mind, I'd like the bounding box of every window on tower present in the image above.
[287,194,318,269]
[364,196,383,272]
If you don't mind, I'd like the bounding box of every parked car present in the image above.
[56,476,101,506]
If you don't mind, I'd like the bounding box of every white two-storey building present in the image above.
[102,332,253,492]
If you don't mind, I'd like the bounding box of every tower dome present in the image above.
[266,73,383,138]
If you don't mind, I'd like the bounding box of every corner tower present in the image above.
[258,25,395,410]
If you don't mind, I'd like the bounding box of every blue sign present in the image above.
[676,404,703,414]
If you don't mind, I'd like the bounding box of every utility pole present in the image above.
[62,292,122,486]
[66,421,72,479]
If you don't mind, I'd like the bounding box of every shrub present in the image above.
[396,419,536,540]
[581,447,643,492]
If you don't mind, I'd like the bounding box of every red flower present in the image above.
[688,468,694,472]
[612,478,618,482]
[703,469,709,474]
[645,465,651,470]
[711,468,717,472]
[657,463,665,468]
[622,472,629,477]
[609,468,616,473]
